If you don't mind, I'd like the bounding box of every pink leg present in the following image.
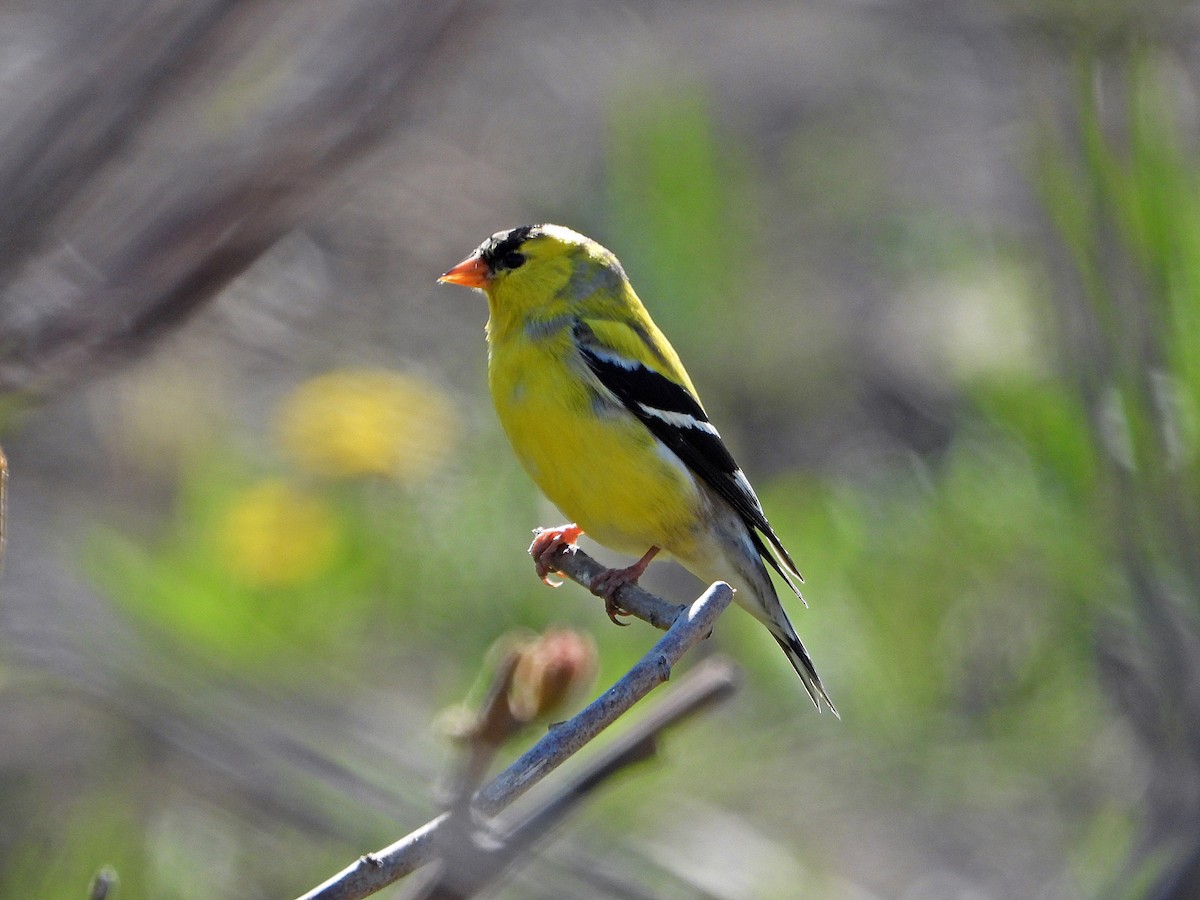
[528,524,584,586]
[589,546,660,625]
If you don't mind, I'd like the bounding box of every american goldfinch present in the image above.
[439,224,835,713]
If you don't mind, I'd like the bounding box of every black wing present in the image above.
[573,320,803,586]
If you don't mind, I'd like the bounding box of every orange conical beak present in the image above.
[437,253,492,289]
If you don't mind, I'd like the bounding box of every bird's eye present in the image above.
[502,251,526,270]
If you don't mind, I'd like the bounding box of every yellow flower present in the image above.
[276,369,458,482]
[219,480,339,587]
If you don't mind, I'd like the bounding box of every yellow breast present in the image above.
[488,329,702,557]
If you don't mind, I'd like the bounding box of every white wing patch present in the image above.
[585,343,641,370]
[636,403,721,436]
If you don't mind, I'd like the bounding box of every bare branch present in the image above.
[473,579,732,817]
[444,650,523,822]
[88,867,118,900]
[412,659,740,900]
[0,445,7,578]
[499,657,740,832]
[539,543,686,632]
[295,569,734,900]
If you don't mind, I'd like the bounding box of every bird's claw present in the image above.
[587,569,633,625]
[603,595,631,626]
[528,524,583,586]
[586,546,659,627]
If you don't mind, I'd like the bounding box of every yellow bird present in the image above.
[440,224,835,713]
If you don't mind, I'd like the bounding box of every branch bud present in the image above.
[508,629,597,724]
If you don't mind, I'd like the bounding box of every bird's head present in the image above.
[439,224,628,330]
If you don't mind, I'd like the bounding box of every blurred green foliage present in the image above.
[606,84,753,349]
[12,46,1200,900]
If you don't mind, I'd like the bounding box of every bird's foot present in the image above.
[529,524,584,586]
[588,546,660,626]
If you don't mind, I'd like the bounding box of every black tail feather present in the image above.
[772,632,838,717]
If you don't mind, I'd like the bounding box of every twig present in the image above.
[411,658,741,900]
[473,579,731,817]
[445,650,523,821]
[295,573,734,900]
[88,867,118,900]
[544,544,685,632]
[495,660,739,859]
[0,445,7,577]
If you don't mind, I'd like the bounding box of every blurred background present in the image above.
[3,0,1200,897]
